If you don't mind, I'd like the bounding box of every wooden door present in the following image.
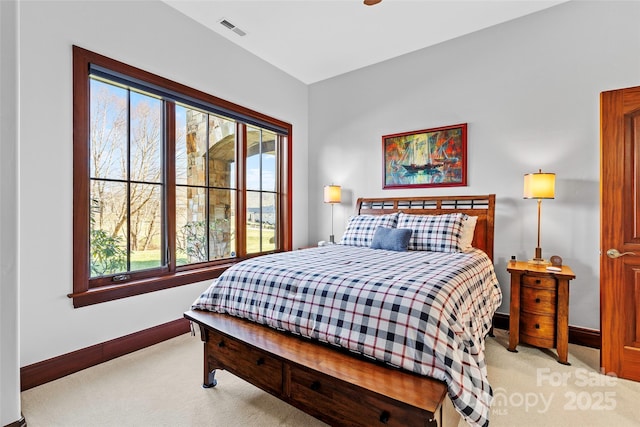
[601,85,640,381]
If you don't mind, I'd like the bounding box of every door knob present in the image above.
[606,248,637,259]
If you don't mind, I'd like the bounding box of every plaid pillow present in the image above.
[338,213,399,247]
[397,212,467,252]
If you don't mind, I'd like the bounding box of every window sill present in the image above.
[68,263,236,308]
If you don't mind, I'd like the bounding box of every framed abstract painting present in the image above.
[382,123,467,189]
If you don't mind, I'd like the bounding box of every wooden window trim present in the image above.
[71,46,292,308]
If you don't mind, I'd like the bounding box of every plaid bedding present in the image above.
[192,245,502,427]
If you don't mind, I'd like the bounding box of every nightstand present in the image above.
[507,261,575,365]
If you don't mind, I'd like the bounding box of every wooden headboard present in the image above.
[355,194,496,261]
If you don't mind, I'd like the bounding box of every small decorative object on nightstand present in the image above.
[507,260,575,365]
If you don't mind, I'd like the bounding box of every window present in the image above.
[71,46,292,307]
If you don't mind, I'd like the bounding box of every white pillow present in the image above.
[459,215,478,251]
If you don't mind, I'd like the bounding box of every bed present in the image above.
[185,194,500,427]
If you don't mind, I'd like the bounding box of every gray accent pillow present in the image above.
[370,226,412,251]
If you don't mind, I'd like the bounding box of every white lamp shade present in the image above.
[323,185,341,203]
[523,171,555,199]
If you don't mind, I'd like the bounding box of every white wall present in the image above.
[18,0,309,367]
[1,1,22,424]
[308,0,640,330]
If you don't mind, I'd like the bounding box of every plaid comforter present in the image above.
[192,245,502,427]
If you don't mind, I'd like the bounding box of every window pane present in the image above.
[261,192,277,251]
[181,108,208,187]
[261,130,277,192]
[246,190,276,253]
[176,186,207,266]
[246,127,262,191]
[246,127,276,192]
[209,189,236,260]
[246,191,260,254]
[175,106,188,185]
[208,115,236,189]
[246,154,260,192]
[130,183,162,270]
[130,91,162,184]
[90,180,128,278]
[90,79,127,180]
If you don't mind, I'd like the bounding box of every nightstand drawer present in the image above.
[522,275,556,289]
[519,311,555,348]
[521,286,556,315]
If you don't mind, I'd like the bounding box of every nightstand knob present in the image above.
[535,298,541,303]
[535,279,541,284]
[535,323,540,329]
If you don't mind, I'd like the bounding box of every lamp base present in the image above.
[527,247,549,265]
[527,258,551,266]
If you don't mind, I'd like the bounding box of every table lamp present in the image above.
[523,169,555,264]
[323,185,341,243]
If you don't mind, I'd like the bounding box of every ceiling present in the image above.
[163,0,566,84]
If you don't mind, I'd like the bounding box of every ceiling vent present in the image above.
[219,18,247,37]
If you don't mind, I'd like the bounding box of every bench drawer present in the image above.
[207,330,283,395]
[288,364,431,427]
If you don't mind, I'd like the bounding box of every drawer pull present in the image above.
[256,357,265,366]
[535,279,541,284]
[535,324,540,329]
[218,340,225,348]
[535,298,541,303]
[310,381,321,391]
[379,411,391,424]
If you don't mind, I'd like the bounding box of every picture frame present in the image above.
[382,123,467,189]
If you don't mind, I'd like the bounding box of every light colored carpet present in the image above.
[484,329,640,426]
[21,328,640,426]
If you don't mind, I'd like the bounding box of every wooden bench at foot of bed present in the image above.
[184,309,452,427]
